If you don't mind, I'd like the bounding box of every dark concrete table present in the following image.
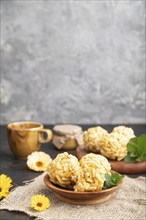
[0,124,145,220]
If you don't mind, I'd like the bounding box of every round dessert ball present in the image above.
[83,126,108,153]
[47,152,81,188]
[100,132,130,161]
[74,153,111,192]
[99,126,135,161]
[112,126,135,140]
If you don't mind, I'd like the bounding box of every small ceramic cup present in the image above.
[7,121,52,159]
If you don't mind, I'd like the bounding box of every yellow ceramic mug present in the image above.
[7,121,52,159]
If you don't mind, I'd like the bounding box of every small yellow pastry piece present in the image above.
[74,153,111,192]
[83,126,108,153]
[47,152,82,188]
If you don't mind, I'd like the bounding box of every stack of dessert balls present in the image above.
[47,125,134,192]
[84,125,135,161]
[47,152,111,192]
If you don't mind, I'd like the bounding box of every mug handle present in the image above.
[38,129,52,143]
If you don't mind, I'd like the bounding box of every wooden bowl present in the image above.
[44,174,124,205]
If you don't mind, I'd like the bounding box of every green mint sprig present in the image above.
[103,173,125,189]
[124,134,146,163]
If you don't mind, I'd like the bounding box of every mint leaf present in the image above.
[126,139,138,153]
[104,174,112,187]
[130,152,139,157]
[103,173,125,189]
[138,134,146,155]
[124,134,146,163]
[124,154,137,163]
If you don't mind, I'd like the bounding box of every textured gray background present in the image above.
[1,0,145,125]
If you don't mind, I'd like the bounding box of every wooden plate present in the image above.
[44,173,124,205]
[76,146,146,174]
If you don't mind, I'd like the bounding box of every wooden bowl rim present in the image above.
[76,146,146,174]
[44,171,124,195]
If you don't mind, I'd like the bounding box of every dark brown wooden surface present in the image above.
[0,124,146,219]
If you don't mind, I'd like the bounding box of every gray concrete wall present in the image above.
[1,0,145,124]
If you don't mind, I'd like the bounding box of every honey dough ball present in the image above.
[100,126,135,161]
[100,132,131,161]
[74,153,111,192]
[84,126,108,153]
[112,126,135,140]
[47,152,82,188]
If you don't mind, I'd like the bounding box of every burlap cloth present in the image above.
[0,173,146,220]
